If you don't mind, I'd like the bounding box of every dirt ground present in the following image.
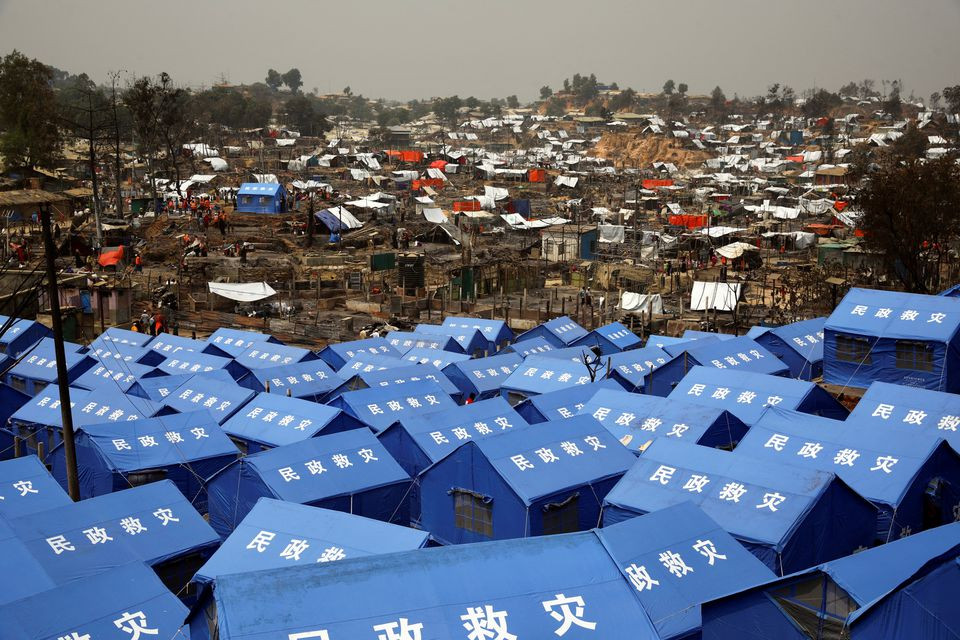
[593,133,713,169]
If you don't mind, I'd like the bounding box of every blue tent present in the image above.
[603,438,878,575]
[6,480,220,591]
[386,330,465,354]
[155,349,248,380]
[206,429,412,536]
[49,411,238,511]
[127,369,235,403]
[500,355,598,404]
[88,340,165,367]
[189,529,660,640]
[0,516,58,606]
[232,342,317,372]
[824,288,960,392]
[71,360,161,393]
[441,352,523,400]
[668,366,848,425]
[747,317,825,380]
[335,352,406,378]
[0,455,71,519]
[0,384,33,459]
[90,326,154,349]
[236,182,287,213]
[0,561,190,640]
[740,407,960,541]
[515,378,622,423]
[662,336,721,357]
[415,323,490,356]
[605,345,671,392]
[846,381,960,451]
[379,396,531,475]
[400,346,472,369]
[701,522,960,640]
[579,388,749,451]
[143,333,208,360]
[572,321,643,354]
[530,344,600,363]
[646,333,693,349]
[0,315,50,359]
[504,335,557,357]
[204,327,281,358]
[326,364,462,403]
[317,336,401,369]
[162,373,256,424]
[645,336,788,397]
[238,358,340,400]
[328,380,458,433]
[4,345,94,396]
[514,315,588,347]
[193,497,428,585]
[420,414,636,543]
[683,330,736,341]
[598,502,776,640]
[221,391,365,453]
[442,315,514,350]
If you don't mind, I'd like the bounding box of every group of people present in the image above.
[131,309,170,336]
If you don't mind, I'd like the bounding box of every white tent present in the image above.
[620,292,664,316]
[208,282,277,303]
[690,282,741,312]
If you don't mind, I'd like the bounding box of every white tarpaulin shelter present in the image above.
[421,208,447,224]
[620,292,664,315]
[252,173,279,184]
[598,225,625,244]
[715,242,758,260]
[208,282,277,303]
[690,282,741,312]
[697,226,744,238]
[484,185,509,201]
[554,176,579,188]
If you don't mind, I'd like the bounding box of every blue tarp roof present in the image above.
[155,349,239,377]
[0,316,50,355]
[578,388,748,451]
[127,369,235,403]
[598,501,776,640]
[668,366,847,424]
[197,530,660,640]
[329,380,458,432]
[0,516,58,606]
[11,387,163,429]
[467,414,636,504]
[336,352,408,379]
[6,346,93,382]
[6,480,220,583]
[88,341,162,367]
[826,287,960,341]
[162,374,256,424]
[386,330,464,354]
[442,315,514,344]
[531,344,599,363]
[501,355,598,396]
[515,315,588,347]
[683,330,736,341]
[341,364,461,399]
[761,317,825,364]
[675,336,789,376]
[572,321,643,353]
[222,392,359,447]
[504,335,556,357]
[72,361,159,393]
[89,326,153,349]
[516,378,622,423]
[233,342,316,370]
[415,323,489,353]
[0,455,71,519]
[205,327,280,357]
[400,346,472,369]
[145,334,207,358]
[238,182,282,196]
[847,381,960,450]
[317,337,401,369]
[315,208,353,232]
[605,345,671,390]
[645,334,692,349]
[243,358,340,399]
[0,561,189,640]
[441,352,523,398]
[193,498,428,584]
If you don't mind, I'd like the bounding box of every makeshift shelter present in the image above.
[206,429,412,536]
[236,182,287,213]
[605,345,671,392]
[823,288,960,392]
[747,317,825,380]
[400,346,472,369]
[579,388,749,451]
[327,380,458,433]
[645,336,788,397]
[441,352,524,400]
[238,358,340,401]
[0,455,71,519]
[49,411,238,511]
[204,327,282,358]
[690,282,741,312]
[701,522,960,640]
[161,373,256,424]
[599,502,777,640]
[846,381,960,450]
[414,323,490,356]
[572,321,643,355]
[500,355,598,405]
[442,315,514,351]
[668,366,848,425]
[739,406,960,541]
[326,364,462,403]
[0,562,190,640]
[514,315,589,347]
[515,378,622,423]
[188,528,660,640]
[315,205,363,232]
[232,342,317,372]
[6,480,220,593]
[193,498,429,585]
[420,414,635,543]
[317,337,400,370]
[379,397,531,476]
[603,438,878,575]
[208,281,277,303]
[504,335,557,357]
[0,315,50,359]
[4,345,94,396]
[221,392,364,454]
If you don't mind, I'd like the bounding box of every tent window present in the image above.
[506,392,526,407]
[9,375,26,392]
[542,493,580,535]
[127,468,167,487]
[259,196,271,205]
[240,196,252,205]
[452,489,493,537]
[895,340,935,372]
[0,343,7,354]
[835,334,871,364]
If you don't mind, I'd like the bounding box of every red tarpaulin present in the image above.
[98,246,125,267]
[833,201,848,211]
[453,200,481,212]
[429,160,447,169]
[527,169,546,183]
[412,178,445,191]
[642,179,674,189]
[669,214,707,229]
[786,155,804,163]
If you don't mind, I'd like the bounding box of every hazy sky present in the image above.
[1,0,958,102]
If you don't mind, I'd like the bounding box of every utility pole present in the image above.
[39,203,80,501]
[306,191,315,248]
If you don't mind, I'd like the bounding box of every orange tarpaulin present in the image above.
[386,150,425,163]
[429,160,447,169]
[527,169,546,183]
[453,200,481,212]
[412,178,445,191]
[786,155,804,163]
[98,246,125,267]
[642,179,674,189]
[669,214,707,229]
[833,201,848,211]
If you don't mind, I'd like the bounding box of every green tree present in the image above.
[662,79,675,95]
[889,124,927,160]
[540,85,553,99]
[943,86,960,113]
[609,88,636,112]
[433,95,462,127]
[710,86,727,122]
[265,69,283,91]
[343,86,351,96]
[677,82,688,96]
[283,94,330,136]
[884,80,903,117]
[506,95,519,109]
[545,97,565,117]
[0,50,61,168]
[839,81,859,97]
[282,68,303,93]
[802,89,842,117]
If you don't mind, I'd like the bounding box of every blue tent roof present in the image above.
[645,334,692,349]
[0,455,71,519]
[0,316,50,358]
[241,358,340,399]
[144,334,207,359]
[530,344,599,363]
[155,349,241,378]
[10,387,164,429]
[127,369,235,403]
[317,337,401,369]
[826,287,960,342]
[238,182,282,196]
[195,530,660,640]
[605,345,671,391]
[415,323,489,354]
[500,355,597,397]
[6,480,219,583]
[673,335,789,376]
[334,364,461,400]
[847,381,960,450]
[442,315,514,345]
[6,346,93,383]
[765,317,825,364]
[515,378,622,423]
[233,342,316,370]
[386,330,465,354]
[504,335,557,357]
[683,330,736,341]
[667,366,847,424]
[514,315,588,347]
[603,438,877,574]
[441,352,523,398]
[0,516,58,606]
[314,207,354,232]
[336,352,407,378]
[0,561,189,640]
[88,340,164,367]
[204,327,280,357]
[89,326,153,349]
[193,498,428,584]
[71,360,159,393]
[222,392,361,448]
[162,374,256,424]
[597,502,776,640]
[572,321,643,354]
[400,346,472,369]
[578,388,749,451]
[329,380,458,433]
